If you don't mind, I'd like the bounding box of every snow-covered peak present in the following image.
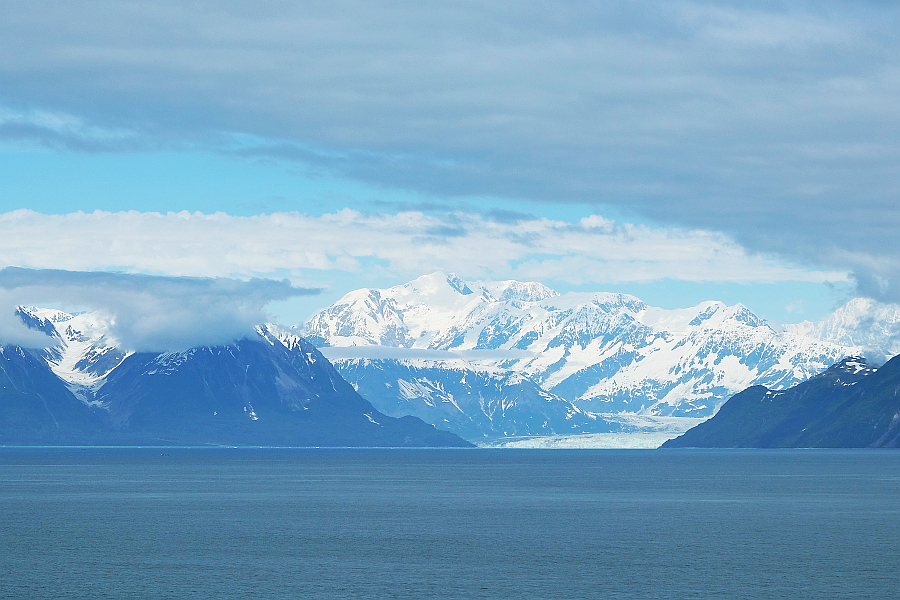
[261,323,308,353]
[306,273,494,349]
[480,280,559,304]
[60,311,117,343]
[305,276,785,355]
[21,306,75,324]
[445,273,474,295]
[14,307,129,404]
[396,272,475,300]
[831,356,876,376]
[634,300,769,334]
[588,292,646,313]
[680,302,769,330]
[786,297,900,363]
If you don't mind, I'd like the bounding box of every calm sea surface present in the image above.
[1,448,898,600]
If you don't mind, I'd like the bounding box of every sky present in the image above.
[0,0,897,350]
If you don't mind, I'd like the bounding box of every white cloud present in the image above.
[0,209,846,291]
[0,106,139,151]
[0,268,316,351]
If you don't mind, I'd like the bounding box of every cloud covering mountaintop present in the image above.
[1,1,898,301]
[0,268,317,351]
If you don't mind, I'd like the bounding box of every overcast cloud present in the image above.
[0,268,318,351]
[0,1,897,297]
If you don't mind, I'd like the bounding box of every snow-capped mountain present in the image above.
[786,297,900,364]
[275,323,610,440]
[319,357,606,440]
[304,273,861,430]
[17,307,129,405]
[2,308,470,447]
[305,273,559,349]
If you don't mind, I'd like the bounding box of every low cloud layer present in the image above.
[317,346,536,362]
[0,210,845,291]
[1,1,897,296]
[0,268,318,351]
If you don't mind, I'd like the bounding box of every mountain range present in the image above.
[4,271,900,447]
[302,272,900,441]
[1,308,471,447]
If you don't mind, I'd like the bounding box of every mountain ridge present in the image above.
[304,273,875,418]
[1,310,472,447]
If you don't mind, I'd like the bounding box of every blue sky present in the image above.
[0,0,896,346]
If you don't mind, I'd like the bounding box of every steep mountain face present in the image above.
[303,273,855,420]
[18,307,129,406]
[661,356,900,448]
[2,309,470,447]
[327,357,608,440]
[0,344,106,444]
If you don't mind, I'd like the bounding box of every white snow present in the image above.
[19,309,131,406]
[786,297,900,363]
[304,271,859,416]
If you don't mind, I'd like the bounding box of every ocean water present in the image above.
[1,448,898,600]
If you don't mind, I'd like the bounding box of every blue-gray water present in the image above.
[1,448,898,600]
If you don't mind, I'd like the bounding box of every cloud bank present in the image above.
[0,268,318,351]
[0,210,845,290]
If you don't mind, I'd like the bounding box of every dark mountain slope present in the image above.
[0,323,471,447]
[0,346,106,444]
[92,330,471,447]
[662,356,900,448]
